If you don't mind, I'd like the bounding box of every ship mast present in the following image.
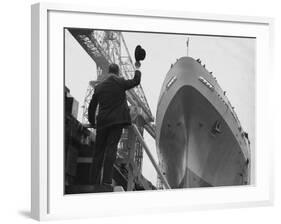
[186,37,190,56]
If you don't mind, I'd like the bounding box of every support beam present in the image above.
[131,124,171,190]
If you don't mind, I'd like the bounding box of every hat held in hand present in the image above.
[134,45,146,69]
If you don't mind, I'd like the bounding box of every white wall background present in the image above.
[0,0,279,223]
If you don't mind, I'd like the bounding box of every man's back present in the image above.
[88,71,141,129]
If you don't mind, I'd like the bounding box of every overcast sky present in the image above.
[65,29,255,185]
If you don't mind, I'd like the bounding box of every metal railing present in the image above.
[131,124,171,190]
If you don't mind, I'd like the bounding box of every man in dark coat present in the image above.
[88,63,141,190]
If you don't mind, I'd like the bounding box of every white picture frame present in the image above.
[31,2,274,221]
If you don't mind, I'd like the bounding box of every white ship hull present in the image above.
[156,57,250,188]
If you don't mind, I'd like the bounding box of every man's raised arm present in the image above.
[117,70,141,90]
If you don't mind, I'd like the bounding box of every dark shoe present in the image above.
[102,183,114,192]
[93,183,113,193]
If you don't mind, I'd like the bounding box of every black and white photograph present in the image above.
[26,1,278,221]
[64,28,255,194]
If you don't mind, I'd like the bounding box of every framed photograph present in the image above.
[31,2,274,221]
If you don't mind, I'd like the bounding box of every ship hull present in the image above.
[156,57,250,188]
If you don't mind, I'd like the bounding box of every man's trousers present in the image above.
[90,125,123,185]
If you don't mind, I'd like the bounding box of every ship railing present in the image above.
[131,124,171,190]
